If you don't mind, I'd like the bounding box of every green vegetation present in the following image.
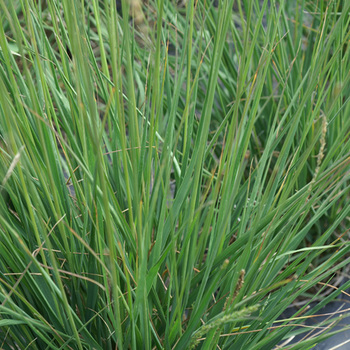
[0,0,349,348]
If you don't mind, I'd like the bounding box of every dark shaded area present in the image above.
[279,285,350,349]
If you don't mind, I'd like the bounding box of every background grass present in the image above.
[0,0,350,349]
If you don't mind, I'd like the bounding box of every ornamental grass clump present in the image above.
[0,0,350,349]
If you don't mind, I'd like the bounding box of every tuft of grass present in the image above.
[0,0,349,349]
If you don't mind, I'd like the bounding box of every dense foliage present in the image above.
[0,0,350,349]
